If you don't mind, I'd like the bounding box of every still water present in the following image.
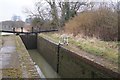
[28,49,60,78]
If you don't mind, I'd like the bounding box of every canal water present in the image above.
[28,49,60,78]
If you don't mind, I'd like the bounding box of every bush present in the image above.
[64,6,118,41]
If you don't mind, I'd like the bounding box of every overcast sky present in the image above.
[0,0,118,22]
[0,0,35,21]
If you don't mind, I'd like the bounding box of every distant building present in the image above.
[1,20,25,31]
[12,15,21,21]
[25,18,32,24]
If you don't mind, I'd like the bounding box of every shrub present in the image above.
[64,6,118,41]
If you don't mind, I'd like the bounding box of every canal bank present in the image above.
[0,35,40,78]
[20,34,120,78]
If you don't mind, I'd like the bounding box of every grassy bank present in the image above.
[39,33,118,64]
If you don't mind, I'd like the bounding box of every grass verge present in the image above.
[39,33,118,64]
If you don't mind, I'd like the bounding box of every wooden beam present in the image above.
[0,29,58,35]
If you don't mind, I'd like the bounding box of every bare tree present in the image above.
[58,1,87,27]
[46,0,59,28]
[24,0,90,28]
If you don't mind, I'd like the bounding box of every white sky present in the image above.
[0,0,118,22]
[0,0,35,21]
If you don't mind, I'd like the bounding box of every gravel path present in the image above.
[0,35,20,78]
[0,36,19,69]
[0,35,40,78]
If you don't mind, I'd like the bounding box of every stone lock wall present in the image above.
[58,47,109,78]
[20,34,37,49]
[37,37,58,71]
[37,36,119,78]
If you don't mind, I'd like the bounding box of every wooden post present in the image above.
[39,27,41,32]
[13,27,15,32]
[32,27,34,33]
[57,43,60,73]
[21,27,23,32]
[36,33,38,48]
